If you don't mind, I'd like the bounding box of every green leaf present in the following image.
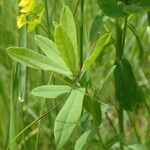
[89,13,107,41]
[54,25,77,75]
[54,88,85,149]
[128,24,144,58]
[35,35,69,69]
[82,33,111,74]
[122,58,138,109]
[83,95,102,126]
[75,130,91,150]
[97,0,127,18]
[113,61,126,109]
[7,47,72,77]
[31,85,71,98]
[113,59,138,111]
[60,6,78,68]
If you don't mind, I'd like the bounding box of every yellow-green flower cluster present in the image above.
[17,0,44,32]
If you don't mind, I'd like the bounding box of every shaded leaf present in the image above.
[113,59,138,111]
[90,13,106,41]
[97,0,127,18]
[83,95,102,126]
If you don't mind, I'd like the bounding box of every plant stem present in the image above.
[80,0,84,68]
[9,62,17,150]
[118,108,124,150]
[18,26,27,102]
[44,0,54,40]
[115,18,128,150]
[35,73,53,150]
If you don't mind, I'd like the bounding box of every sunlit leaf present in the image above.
[7,47,72,77]
[54,25,77,75]
[60,6,78,68]
[54,88,85,149]
[31,85,71,98]
[82,33,111,74]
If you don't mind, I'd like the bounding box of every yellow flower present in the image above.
[17,14,27,28]
[18,0,35,13]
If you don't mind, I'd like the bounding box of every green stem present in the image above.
[122,17,128,52]
[115,18,128,150]
[44,0,54,40]
[118,108,124,150]
[9,62,17,150]
[35,73,53,150]
[80,0,84,68]
[18,26,27,102]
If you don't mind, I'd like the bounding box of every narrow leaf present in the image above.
[31,85,71,98]
[54,25,77,74]
[82,33,111,74]
[60,6,78,67]
[35,35,70,70]
[54,88,85,149]
[7,47,72,77]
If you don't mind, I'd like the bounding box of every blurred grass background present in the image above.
[0,0,150,149]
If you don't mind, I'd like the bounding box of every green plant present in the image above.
[0,0,149,149]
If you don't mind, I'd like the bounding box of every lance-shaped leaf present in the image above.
[97,0,127,18]
[82,33,111,74]
[54,88,85,149]
[75,130,91,150]
[113,59,138,111]
[35,35,70,72]
[7,47,72,77]
[31,85,71,98]
[60,6,78,68]
[54,25,77,74]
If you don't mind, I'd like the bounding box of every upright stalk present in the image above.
[80,0,84,68]
[44,0,53,40]
[18,26,27,102]
[118,108,124,150]
[115,18,128,150]
[35,73,53,150]
[9,62,17,150]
